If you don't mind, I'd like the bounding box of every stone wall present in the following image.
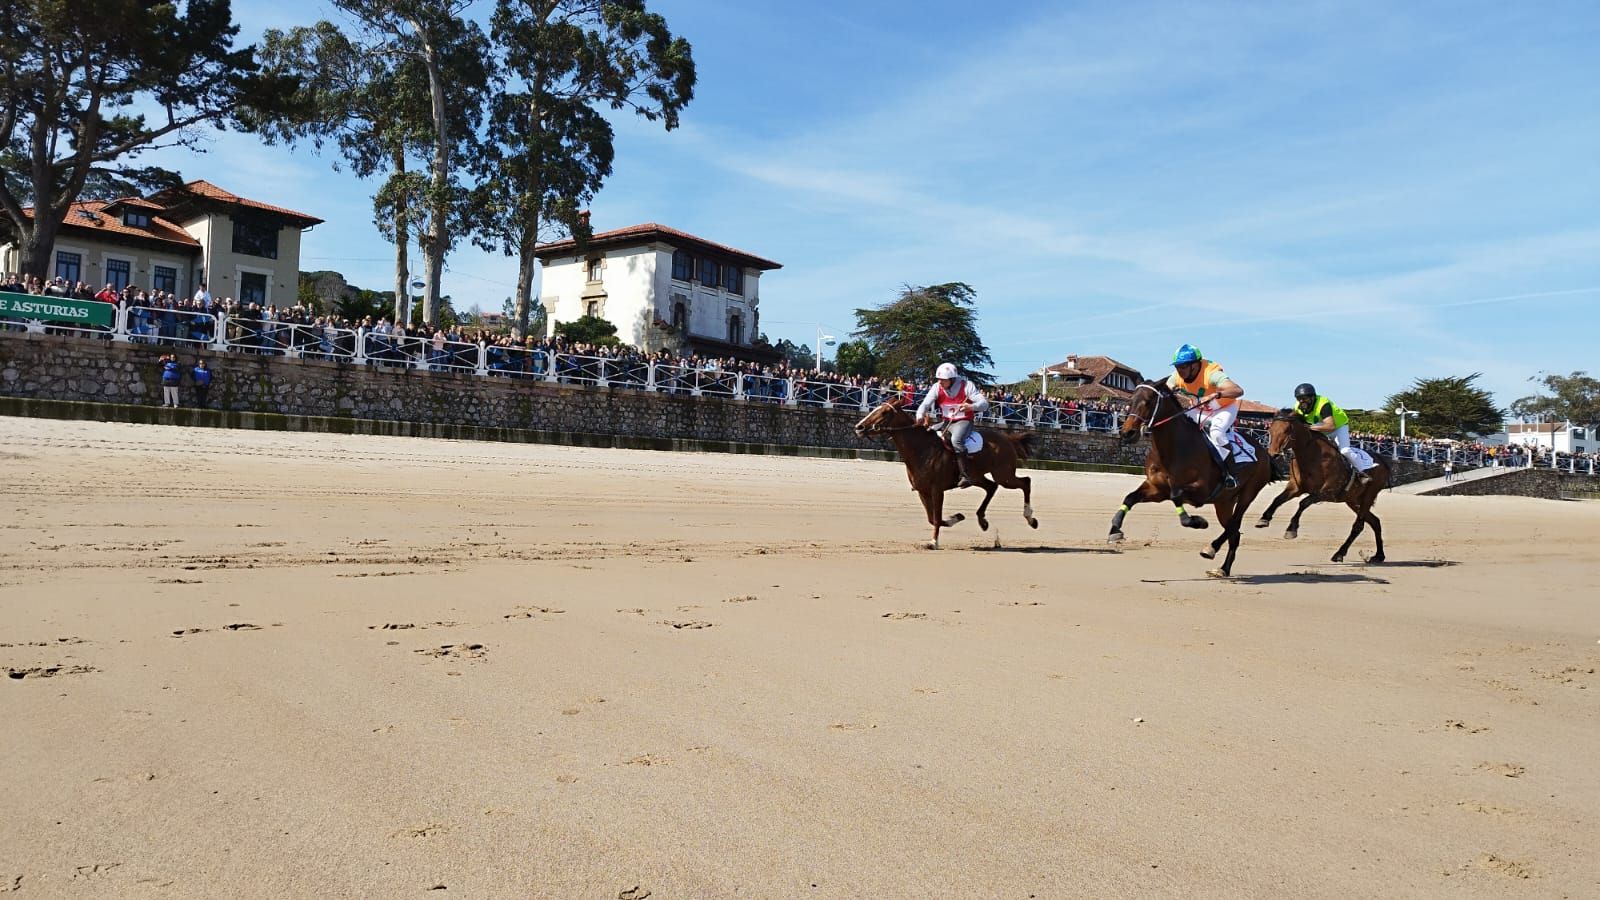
[1,331,1149,467]
[0,330,1454,484]
[1419,468,1600,500]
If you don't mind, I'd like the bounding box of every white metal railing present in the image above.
[125,305,217,346]
[484,344,550,378]
[741,372,791,403]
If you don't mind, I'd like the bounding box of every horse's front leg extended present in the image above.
[1109,484,1151,543]
[1172,487,1209,530]
[1285,495,1318,540]
[1255,485,1297,528]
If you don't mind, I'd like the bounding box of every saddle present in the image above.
[930,422,984,454]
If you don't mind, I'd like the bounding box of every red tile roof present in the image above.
[22,201,200,249]
[536,223,782,270]
[149,179,324,226]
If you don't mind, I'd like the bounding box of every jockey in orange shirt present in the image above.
[1166,344,1246,488]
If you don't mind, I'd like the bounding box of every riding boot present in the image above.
[955,451,975,489]
[1219,452,1239,490]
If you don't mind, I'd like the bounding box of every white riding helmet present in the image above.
[934,362,958,380]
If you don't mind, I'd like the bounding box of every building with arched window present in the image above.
[536,223,781,361]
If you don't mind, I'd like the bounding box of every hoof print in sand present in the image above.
[223,623,261,631]
[618,887,652,900]
[624,754,667,767]
[1473,762,1525,778]
[659,620,713,630]
[390,823,448,839]
[724,595,757,603]
[1471,853,1536,879]
[415,644,486,661]
[1444,719,1490,734]
[881,612,927,620]
[8,664,97,680]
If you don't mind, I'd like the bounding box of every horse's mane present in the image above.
[1274,407,1300,421]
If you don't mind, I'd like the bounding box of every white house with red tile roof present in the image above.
[536,223,781,360]
[1,179,321,305]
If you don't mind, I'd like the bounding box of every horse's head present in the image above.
[1121,380,1177,444]
[855,399,912,439]
[1267,407,1301,457]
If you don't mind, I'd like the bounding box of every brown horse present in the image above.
[1107,380,1276,577]
[1260,410,1389,563]
[854,400,1038,548]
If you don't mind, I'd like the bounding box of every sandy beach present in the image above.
[1,416,1596,898]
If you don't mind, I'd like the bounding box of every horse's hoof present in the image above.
[1107,531,1125,544]
[1331,554,1345,563]
[1027,517,1039,530]
[951,513,965,525]
[1199,548,1217,560]
[1185,517,1209,530]
[1254,519,1270,529]
[978,518,989,532]
[1370,554,1385,564]
[926,541,940,550]
[1284,530,1298,540]
[1206,568,1230,579]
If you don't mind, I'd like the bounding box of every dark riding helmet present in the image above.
[1294,383,1317,401]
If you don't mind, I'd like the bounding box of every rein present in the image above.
[1135,382,1186,431]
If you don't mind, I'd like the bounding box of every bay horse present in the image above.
[1106,380,1275,577]
[854,400,1038,549]
[1258,409,1389,563]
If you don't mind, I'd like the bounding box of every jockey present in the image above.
[1294,383,1370,485]
[915,362,989,488]
[1166,344,1246,488]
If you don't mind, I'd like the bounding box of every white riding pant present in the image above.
[1185,403,1238,457]
[1329,424,1361,469]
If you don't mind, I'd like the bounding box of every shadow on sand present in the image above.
[1303,559,1460,569]
[1232,571,1392,586]
[969,545,1121,555]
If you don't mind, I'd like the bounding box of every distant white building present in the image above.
[535,223,782,361]
[1490,421,1599,454]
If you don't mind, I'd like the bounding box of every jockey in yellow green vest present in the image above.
[1293,383,1370,484]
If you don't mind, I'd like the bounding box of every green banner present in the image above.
[0,291,114,328]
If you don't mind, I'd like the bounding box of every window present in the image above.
[123,211,150,228]
[671,299,687,331]
[698,257,718,286]
[728,314,743,345]
[55,251,82,283]
[239,271,267,304]
[105,258,130,291]
[586,257,603,282]
[152,265,177,294]
[231,217,279,259]
[671,250,692,281]
[723,265,743,294]
[585,300,599,318]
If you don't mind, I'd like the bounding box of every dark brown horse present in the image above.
[1107,381,1275,577]
[1259,410,1389,563]
[855,401,1038,548]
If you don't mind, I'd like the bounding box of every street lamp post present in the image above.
[408,279,425,328]
[815,325,836,371]
[1390,403,1419,442]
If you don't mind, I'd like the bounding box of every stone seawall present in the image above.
[0,330,1452,484]
[1,331,1149,468]
[1419,468,1600,500]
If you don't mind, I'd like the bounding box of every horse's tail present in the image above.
[1007,431,1036,461]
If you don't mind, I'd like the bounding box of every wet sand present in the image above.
[1,417,1596,898]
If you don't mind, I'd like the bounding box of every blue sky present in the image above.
[144,0,1598,408]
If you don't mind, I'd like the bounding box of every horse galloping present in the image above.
[1259,409,1390,563]
[855,400,1038,549]
[1107,381,1276,577]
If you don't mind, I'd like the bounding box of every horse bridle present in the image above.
[1134,382,1185,434]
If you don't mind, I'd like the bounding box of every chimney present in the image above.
[1066,354,1078,369]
